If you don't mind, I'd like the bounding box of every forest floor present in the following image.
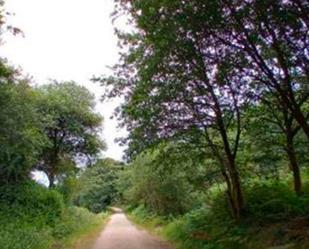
[75,210,172,249]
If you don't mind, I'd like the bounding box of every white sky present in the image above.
[0,0,127,161]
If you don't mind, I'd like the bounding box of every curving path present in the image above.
[92,210,172,249]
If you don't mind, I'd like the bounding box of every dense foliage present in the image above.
[0,181,108,249]
[74,158,122,213]
[0,79,45,183]
[119,142,210,215]
[99,0,309,220]
[35,82,105,187]
[94,1,309,248]
[1,0,309,248]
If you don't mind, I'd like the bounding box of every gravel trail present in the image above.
[91,212,172,249]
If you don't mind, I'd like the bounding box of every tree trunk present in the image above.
[227,158,245,220]
[48,172,55,188]
[292,105,309,140]
[286,132,303,195]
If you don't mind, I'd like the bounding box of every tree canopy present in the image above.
[98,0,309,219]
[35,82,105,187]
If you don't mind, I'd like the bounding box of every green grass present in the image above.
[0,181,110,249]
[52,207,109,249]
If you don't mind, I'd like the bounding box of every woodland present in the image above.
[0,1,308,249]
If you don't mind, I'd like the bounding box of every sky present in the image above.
[0,0,127,161]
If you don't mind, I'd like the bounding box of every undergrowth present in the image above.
[127,177,309,249]
[0,181,109,249]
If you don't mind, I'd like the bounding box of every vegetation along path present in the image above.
[91,210,172,249]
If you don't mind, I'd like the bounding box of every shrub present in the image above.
[245,180,309,222]
[0,181,63,249]
[0,181,107,249]
[0,181,64,226]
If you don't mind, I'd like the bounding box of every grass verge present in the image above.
[53,209,110,249]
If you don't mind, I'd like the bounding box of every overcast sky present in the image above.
[0,0,127,161]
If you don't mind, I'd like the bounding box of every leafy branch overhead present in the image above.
[97,0,309,219]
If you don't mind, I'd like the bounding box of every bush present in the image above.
[245,180,309,222]
[0,181,64,226]
[0,181,108,249]
[0,182,63,249]
[121,147,197,216]
[129,178,309,249]
[0,224,53,249]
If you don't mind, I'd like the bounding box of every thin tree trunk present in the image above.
[203,130,243,219]
[226,157,244,220]
[292,105,309,140]
[285,132,303,195]
[48,172,55,188]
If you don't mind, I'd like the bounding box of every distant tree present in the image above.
[35,82,105,187]
[74,158,121,213]
[119,143,198,215]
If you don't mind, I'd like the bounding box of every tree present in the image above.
[0,1,39,184]
[245,95,309,195]
[0,73,45,183]
[35,82,105,187]
[217,0,309,138]
[99,0,257,219]
[74,158,121,213]
[119,143,199,215]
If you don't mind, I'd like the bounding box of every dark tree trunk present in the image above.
[48,172,55,188]
[292,105,309,140]
[204,131,244,220]
[285,131,303,196]
[282,102,303,196]
[217,112,244,219]
[226,157,244,220]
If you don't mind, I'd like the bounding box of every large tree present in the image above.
[99,0,261,219]
[35,82,105,187]
[114,0,309,136]
[100,0,309,218]
[0,2,43,184]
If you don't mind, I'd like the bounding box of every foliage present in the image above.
[0,181,108,249]
[0,63,105,187]
[74,158,121,213]
[128,177,309,249]
[120,143,204,215]
[244,180,309,221]
[35,81,105,187]
[100,0,309,218]
[0,78,46,183]
[56,175,82,205]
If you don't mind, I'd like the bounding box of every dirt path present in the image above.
[91,211,172,249]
